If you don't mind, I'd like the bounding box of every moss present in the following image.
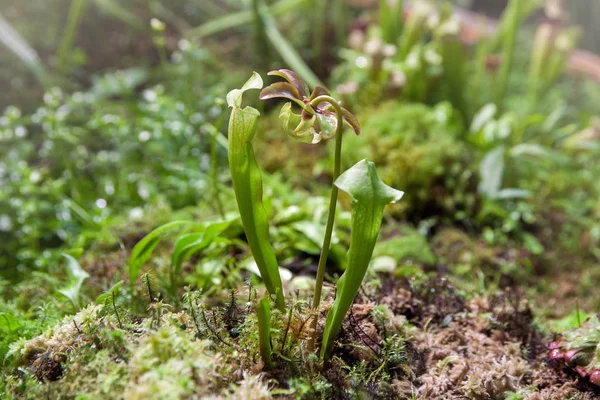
[431,228,535,291]
[124,326,225,399]
[373,228,436,268]
[341,101,476,221]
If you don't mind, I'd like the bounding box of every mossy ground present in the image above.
[3,2,600,398]
[3,225,600,399]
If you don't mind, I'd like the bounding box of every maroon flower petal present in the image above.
[309,85,331,101]
[268,69,309,99]
[259,82,300,101]
[341,107,361,136]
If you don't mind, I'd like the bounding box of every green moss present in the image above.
[374,228,436,267]
[341,101,476,220]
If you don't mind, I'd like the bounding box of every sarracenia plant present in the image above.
[320,160,403,359]
[226,72,285,311]
[230,70,399,363]
[260,70,372,355]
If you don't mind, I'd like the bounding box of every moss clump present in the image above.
[3,300,276,399]
[431,228,535,290]
[342,101,476,221]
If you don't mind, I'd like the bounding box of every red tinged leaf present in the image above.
[268,69,309,98]
[309,85,331,101]
[259,82,300,102]
[341,107,361,136]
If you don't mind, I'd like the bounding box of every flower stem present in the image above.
[307,96,343,352]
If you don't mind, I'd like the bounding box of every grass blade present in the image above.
[57,0,89,75]
[0,12,49,86]
[257,0,322,88]
[186,0,306,39]
[128,220,193,286]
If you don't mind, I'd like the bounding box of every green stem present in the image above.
[57,0,88,76]
[313,0,327,74]
[307,96,343,352]
[208,121,225,218]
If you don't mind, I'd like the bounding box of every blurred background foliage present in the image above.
[1,0,600,369]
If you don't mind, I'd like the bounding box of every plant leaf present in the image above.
[470,104,497,132]
[227,71,263,108]
[341,107,361,136]
[321,160,402,359]
[309,85,331,100]
[334,159,403,205]
[259,82,302,105]
[171,218,237,280]
[268,69,309,98]
[0,312,21,333]
[228,74,285,310]
[58,254,90,309]
[478,145,505,198]
[128,220,192,285]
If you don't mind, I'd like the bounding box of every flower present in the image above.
[259,69,360,144]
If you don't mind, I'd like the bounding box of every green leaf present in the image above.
[95,280,124,305]
[227,71,263,109]
[321,160,402,359]
[478,145,505,198]
[228,74,285,310]
[170,218,237,284]
[471,104,497,132]
[128,220,192,285]
[0,312,21,333]
[334,159,404,205]
[58,254,90,309]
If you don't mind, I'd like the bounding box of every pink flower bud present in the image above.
[589,370,600,386]
[549,349,563,360]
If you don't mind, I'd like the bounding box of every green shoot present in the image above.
[256,295,273,368]
[227,72,285,310]
[380,0,403,45]
[320,159,402,360]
